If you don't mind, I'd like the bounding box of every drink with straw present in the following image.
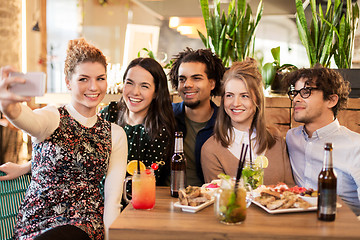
[132,168,156,209]
[214,175,252,224]
[214,144,251,224]
[124,165,156,210]
[242,156,267,189]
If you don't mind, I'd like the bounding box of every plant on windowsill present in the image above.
[198,0,263,67]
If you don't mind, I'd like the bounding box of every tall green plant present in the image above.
[332,0,359,68]
[295,0,343,67]
[198,0,263,67]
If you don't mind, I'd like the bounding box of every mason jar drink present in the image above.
[241,158,264,190]
[124,168,156,210]
[214,178,252,225]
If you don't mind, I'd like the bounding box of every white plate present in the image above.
[173,198,215,213]
[252,199,317,214]
[299,195,318,206]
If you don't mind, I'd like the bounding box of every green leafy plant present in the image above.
[332,0,359,68]
[198,0,263,67]
[137,48,174,69]
[295,0,343,67]
[137,48,156,59]
[262,46,297,90]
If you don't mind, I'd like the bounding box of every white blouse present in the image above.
[227,127,263,160]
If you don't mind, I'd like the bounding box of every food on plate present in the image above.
[300,188,318,197]
[255,196,276,206]
[266,199,286,210]
[260,188,281,199]
[205,183,220,188]
[178,186,212,207]
[254,183,314,210]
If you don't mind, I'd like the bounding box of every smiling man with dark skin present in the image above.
[169,48,225,186]
[285,66,360,216]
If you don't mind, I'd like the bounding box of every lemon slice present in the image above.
[126,160,146,175]
[255,156,269,168]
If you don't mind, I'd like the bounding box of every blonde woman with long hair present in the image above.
[201,58,294,186]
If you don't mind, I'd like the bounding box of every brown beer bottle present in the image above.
[317,143,337,221]
[170,132,187,198]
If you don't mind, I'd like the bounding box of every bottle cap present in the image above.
[324,142,333,150]
[175,131,183,137]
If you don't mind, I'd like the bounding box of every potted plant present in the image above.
[198,0,263,67]
[331,0,359,69]
[262,46,297,94]
[295,0,343,68]
[295,0,360,97]
[332,0,360,98]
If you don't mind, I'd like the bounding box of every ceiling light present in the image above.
[177,26,195,35]
[169,17,180,28]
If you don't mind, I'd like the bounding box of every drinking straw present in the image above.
[248,132,253,167]
[234,143,249,196]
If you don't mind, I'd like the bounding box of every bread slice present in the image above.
[260,188,281,199]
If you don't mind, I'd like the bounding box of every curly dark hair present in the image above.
[284,64,350,117]
[169,47,225,96]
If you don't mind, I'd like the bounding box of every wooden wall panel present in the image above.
[264,107,290,137]
[337,110,360,134]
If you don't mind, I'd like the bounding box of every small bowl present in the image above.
[300,195,318,206]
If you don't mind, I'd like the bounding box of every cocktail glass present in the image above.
[214,178,252,225]
[123,168,156,210]
[241,158,264,190]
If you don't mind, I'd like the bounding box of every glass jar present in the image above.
[241,158,264,190]
[214,178,252,225]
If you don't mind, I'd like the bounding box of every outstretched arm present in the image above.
[0,161,31,181]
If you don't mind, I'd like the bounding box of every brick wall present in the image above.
[0,0,22,69]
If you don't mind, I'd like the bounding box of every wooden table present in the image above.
[109,187,360,239]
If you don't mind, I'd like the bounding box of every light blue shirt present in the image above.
[286,119,360,216]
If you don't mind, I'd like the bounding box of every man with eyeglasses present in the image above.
[285,66,360,216]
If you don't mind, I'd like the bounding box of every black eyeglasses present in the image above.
[287,87,319,101]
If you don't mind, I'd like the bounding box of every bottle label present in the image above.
[171,170,186,192]
[174,138,183,153]
[318,189,337,215]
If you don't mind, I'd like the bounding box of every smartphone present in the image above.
[8,72,46,97]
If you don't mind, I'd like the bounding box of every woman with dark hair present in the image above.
[101,58,176,186]
[201,58,294,186]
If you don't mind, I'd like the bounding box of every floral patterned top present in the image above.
[14,107,111,240]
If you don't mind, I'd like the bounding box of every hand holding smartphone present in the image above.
[8,72,46,97]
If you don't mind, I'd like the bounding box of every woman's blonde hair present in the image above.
[64,38,107,79]
[214,58,275,154]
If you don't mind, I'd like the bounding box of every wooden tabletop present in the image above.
[109,187,360,240]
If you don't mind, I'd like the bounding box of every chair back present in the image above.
[0,171,31,240]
